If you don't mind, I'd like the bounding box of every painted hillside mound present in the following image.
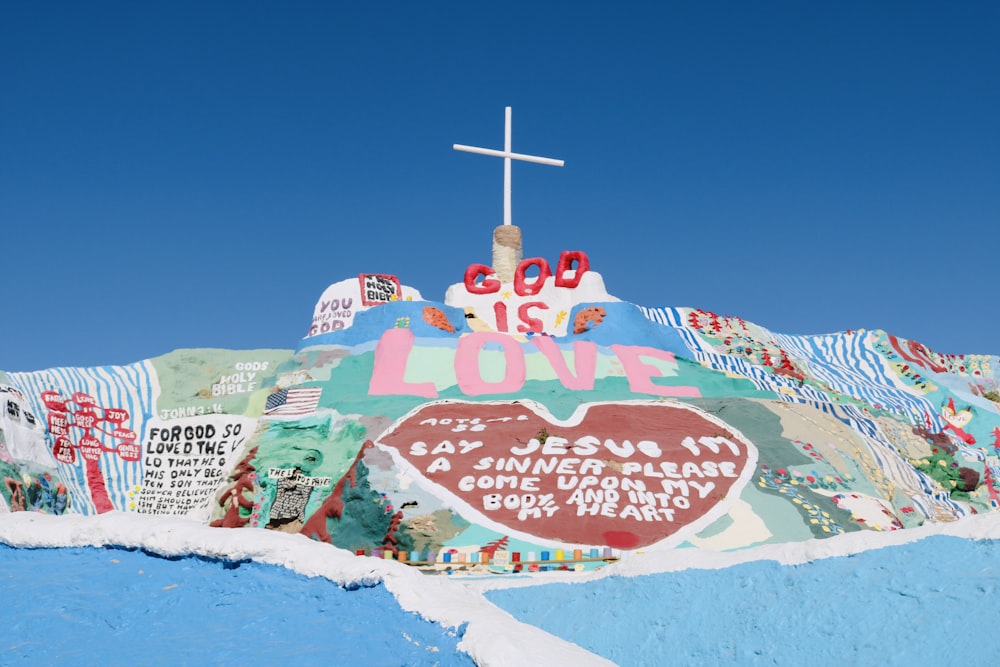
[2,247,999,575]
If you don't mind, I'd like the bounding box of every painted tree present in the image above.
[42,391,139,514]
[479,535,510,559]
[299,440,413,555]
[300,441,371,542]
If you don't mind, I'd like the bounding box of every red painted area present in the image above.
[72,392,97,407]
[513,257,551,296]
[211,446,259,528]
[40,391,67,412]
[104,408,130,424]
[111,427,136,441]
[462,251,592,295]
[382,510,405,555]
[52,437,75,464]
[84,458,114,514]
[47,412,69,435]
[379,401,754,549]
[464,264,501,294]
[516,302,548,333]
[554,251,590,288]
[117,441,141,462]
[888,334,947,373]
[943,421,976,445]
[603,530,641,549]
[479,535,510,558]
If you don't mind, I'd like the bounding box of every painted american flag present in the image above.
[264,387,322,417]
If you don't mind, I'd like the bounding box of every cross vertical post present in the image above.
[504,106,512,226]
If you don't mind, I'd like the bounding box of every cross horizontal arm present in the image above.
[453,144,565,167]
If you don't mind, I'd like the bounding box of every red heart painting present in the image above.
[377,400,757,550]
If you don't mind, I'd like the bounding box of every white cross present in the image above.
[454,107,564,226]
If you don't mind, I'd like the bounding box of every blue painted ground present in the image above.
[0,544,473,667]
[6,537,997,666]
[487,535,1000,666]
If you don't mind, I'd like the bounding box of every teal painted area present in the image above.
[321,351,431,420]
[683,398,860,538]
[741,481,814,544]
[673,357,775,399]
[684,398,811,469]
[250,417,369,514]
[693,510,734,539]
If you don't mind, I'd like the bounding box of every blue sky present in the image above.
[2,2,997,371]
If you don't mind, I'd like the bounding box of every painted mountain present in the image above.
[3,240,998,575]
